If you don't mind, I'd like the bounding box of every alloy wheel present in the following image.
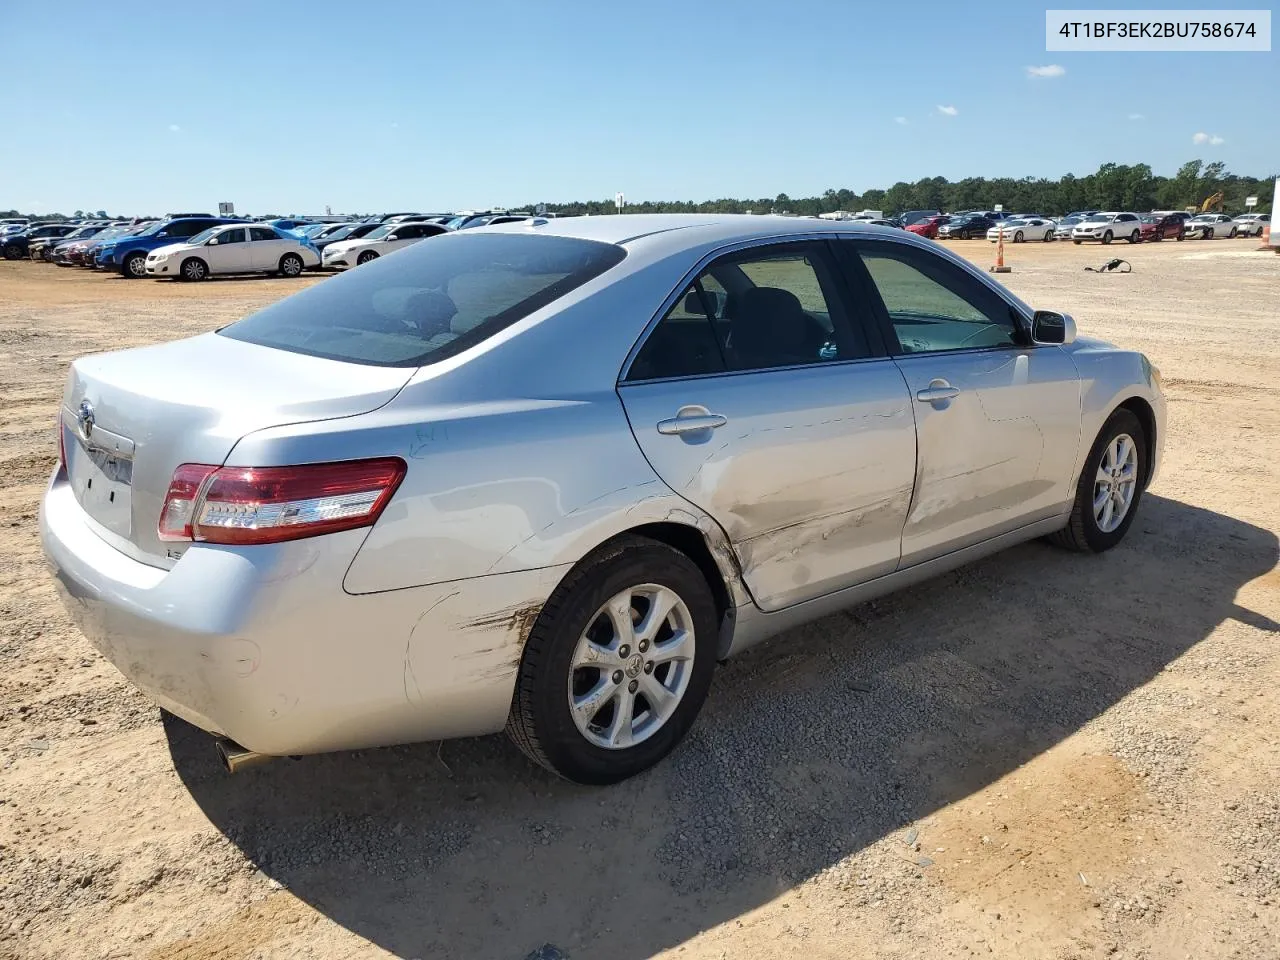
[1093,433,1138,533]
[568,584,695,750]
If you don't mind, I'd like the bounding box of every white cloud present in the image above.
[1210,135,1225,145]
[168,124,181,133]
[894,116,908,125]
[937,104,958,116]
[1193,132,1225,145]
[1026,64,1066,78]
[1128,113,1144,120]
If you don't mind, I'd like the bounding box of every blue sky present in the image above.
[1,0,1275,214]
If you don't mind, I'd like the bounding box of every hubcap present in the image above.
[1093,433,1138,533]
[284,257,300,275]
[129,257,146,276]
[568,584,695,750]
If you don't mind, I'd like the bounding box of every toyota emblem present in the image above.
[76,399,95,440]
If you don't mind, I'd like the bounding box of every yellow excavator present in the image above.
[1199,191,1224,213]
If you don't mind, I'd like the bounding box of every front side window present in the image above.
[627,242,867,381]
[854,242,1020,354]
[216,228,247,245]
[221,233,626,367]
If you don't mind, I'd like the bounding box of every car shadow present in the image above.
[166,494,1278,959]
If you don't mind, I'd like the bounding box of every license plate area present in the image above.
[64,419,134,538]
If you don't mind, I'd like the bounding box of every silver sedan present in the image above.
[40,215,1166,784]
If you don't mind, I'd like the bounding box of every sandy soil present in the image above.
[1,239,1278,960]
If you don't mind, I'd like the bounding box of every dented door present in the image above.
[619,361,916,612]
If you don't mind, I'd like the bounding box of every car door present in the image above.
[248,226,287,271]
[838,238,1081,567]
[618,239,917,612]
[208,227,251,273]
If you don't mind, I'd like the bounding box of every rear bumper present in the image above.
[40,474,567,756]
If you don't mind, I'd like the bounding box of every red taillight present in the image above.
[158,458,406,545]
[158,463,219,541]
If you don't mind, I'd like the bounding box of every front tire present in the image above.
[1073,239,1082,245]
[3,244,25,260]
[1044,230,1054,242]
[356,250,379,265]
[1128,230,1140,243]
[1013,230,1024,243]
[278,252,304,277]
[179,257,208,281]
[506,535,719,784]
[122,252,147,278]
[1102,230,1114,245]
[1205,229,1214,240]
[1050,409,1147,553]
[1228,227,1237,238]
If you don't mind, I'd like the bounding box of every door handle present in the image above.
[915,380,960,403]
[656,408,728,435]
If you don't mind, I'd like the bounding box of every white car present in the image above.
[146,224,320,280]
[321,220,449,270]
[1183,214,1239,240]
[987,217,1056,243]
[1232,213,1270,237]
[1071,212,1142,244]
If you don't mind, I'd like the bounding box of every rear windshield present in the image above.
[219,233,626,367]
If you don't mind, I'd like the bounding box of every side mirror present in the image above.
[157,231,169,238]
[207,238,219,245]
[385,234,399,242]
[1031,310,1076,346]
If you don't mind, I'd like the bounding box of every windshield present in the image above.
[1191,215,1214,221]
[1140,216,1160,223]
[221,233,627,367]
[187,227,221,245]
[445,215,476,230]
[1083,214,1111,223]
[1002,219,1028,226]
[135,221,168,237]
[324,224,361,242]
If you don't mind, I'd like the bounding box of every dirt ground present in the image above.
[1,238,1278,960]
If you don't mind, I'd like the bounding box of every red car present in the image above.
[906,215,949,239]
[1138,214,1185,242]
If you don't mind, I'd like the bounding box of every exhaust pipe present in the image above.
[214,737,272,774]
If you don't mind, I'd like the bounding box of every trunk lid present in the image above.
[61,331,414,567]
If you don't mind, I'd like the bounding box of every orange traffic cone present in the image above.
[990,228,1011,273]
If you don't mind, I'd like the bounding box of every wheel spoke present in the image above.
[571,640,616,672]
[1100,498,1115,531]
[605,688,636,747]
[1115,436,1131,469]
[651,627,695,666]
[1093,488,1110,514]
[635,587,678,643]
[604,593,637,648]
[639,673,677,719]
[572,676,618,725]
[1096,466,1111,487]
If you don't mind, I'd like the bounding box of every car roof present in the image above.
[486,213,917,246]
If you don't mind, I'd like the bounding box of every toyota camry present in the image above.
[41,215,1165,784]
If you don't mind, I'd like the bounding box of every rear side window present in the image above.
[220,233,626,367]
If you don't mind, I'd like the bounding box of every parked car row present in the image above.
[1,209,551,281]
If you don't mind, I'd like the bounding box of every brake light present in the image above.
[158,463,219,540]
[158,458,406,545]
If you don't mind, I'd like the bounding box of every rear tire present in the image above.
[1044,230,1054,241]
[356,250,379,265]
[1049,409,1147,554]
[1228,227,1237,238]
[278,252,304,277]
[506,535,719,785]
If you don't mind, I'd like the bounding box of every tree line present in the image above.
[5,159,1274,222]
[522,160,1275,218]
